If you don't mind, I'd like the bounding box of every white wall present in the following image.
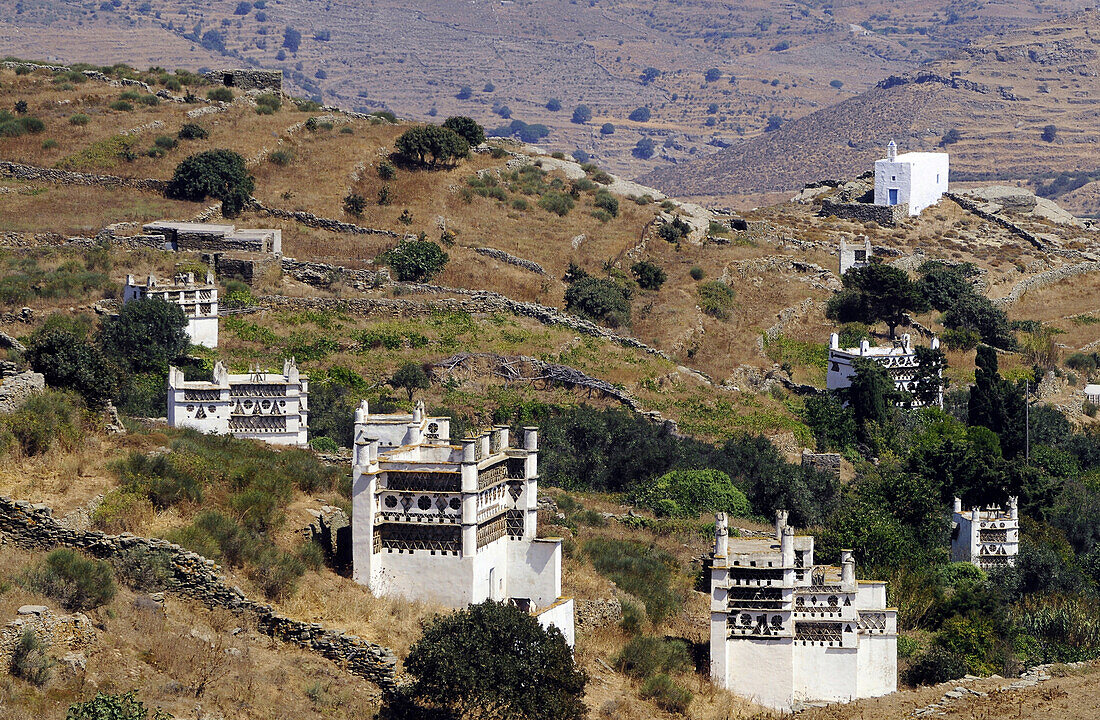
[535,598,575,648]
[857,633,898,698]
[188,316,219,348]
[725,638,795,710]
[874,153,949,216]
[794,645,859,705]
[506,538,563,607]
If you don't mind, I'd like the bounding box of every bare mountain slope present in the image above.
[644,10,1100,203]
[2,0,1091,178]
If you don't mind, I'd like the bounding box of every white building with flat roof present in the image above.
[827,333,942,407]
[167,359,308,447]
[874,141,949,217]
[951,497,1019,570]
[710,511,897,711]
[124,271,218,348]
[839,237,872,276]
[350,401,574,645]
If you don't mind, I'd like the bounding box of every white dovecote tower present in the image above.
[350,403,574,645]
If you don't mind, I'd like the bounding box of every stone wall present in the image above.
[801,450,842,479]
[0,371,44,414]
[820,199,907,227]
[249,201,399,238]
[1,605,95,657]
[945,192,1047,251]
[205,252,282,286]
[474,247,548,276]
[574,599,623,629]
[0,496,397,688]
[281,258,389,289]
[992,261,1100,307]
[0,161,167,193]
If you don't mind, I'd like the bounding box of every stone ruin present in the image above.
[202,69,282,93]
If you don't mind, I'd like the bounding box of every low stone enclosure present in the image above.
[820,198,908,227]
[0,495,398,688]
[202,69,282,93]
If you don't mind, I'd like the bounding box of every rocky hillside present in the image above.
[644,9,1100,209]
[2,0,1092,178]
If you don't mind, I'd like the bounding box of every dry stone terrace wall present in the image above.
[0,161,167,193]
[820,199,907,227]
[945,192,1049,251]
[992,260,1100,307]
[0,495,398,689]
[475,247,549,276]
[248,200,399,237]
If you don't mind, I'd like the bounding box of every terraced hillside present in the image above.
[2,0,1091,178]
[646,9,1100,213]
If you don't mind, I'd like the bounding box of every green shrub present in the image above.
[109,100,134,112]
[377,160,396,180]
[136,94,159,106]
[3,390,85,456]
[941,327,980,351]
[631,469,750,518]
[903,647,967,685]
[538,191,575,217]
[584,538,681,622]
[207,87,233,102]
[154,135,177,150]
[897,635,922,659]
[27,548,117,611]
[310,436,339,453]
[564,276,631,327]
[689,266,704,281]
[42,138,59,150]
[614,636,692,678]
[640,673,692,714]
[511,197,528,211]
[177,123,208,140]
[114,545,173,592]
[631,260,666,290]
[267,148,294,166]
[620,599,645,634]
[255,93,282,112]
[697,281,736,320]
[593,190,619,217]
[10,628,52,685]
[0,112,46,136]
[591,209,612,223]
[66,691,173,720]
[343,192,366,216]
[379,238,449,282]
[69,114,90,126]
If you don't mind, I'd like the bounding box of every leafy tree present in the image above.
[26,320,117,409]
[640,67,661,84]
[395,125,470,166]
[630,260,666,290]
[392,601,585,720]
[390,362,429,402]
[380,238,449,281]
[99,298,189,374]
[803,393,857,451]
[942,292,1014,350]
[456,86,473,100]
[765,115,785,132]
[564,276,631,327]
[177,123,208,140]
[917,262,977,311]
[830,79,844,89]
[166,149,255,216]
[282,26,301,52]
[442,116,485,147]
[941,128,961,146]
[1041,124,1057,142]
[600,122,615,135]
[632,137,656,159]
[546,98,562,111]
[704,68,722,82]
[628,107,651,122]
[631,469,750,518]
[826,262,928,338]
[571,104,591,124]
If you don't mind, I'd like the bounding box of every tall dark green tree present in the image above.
[395,125,470,166]
[826,262,928,337]
[910,345,948,407]
[843,359,903,447]
[968,345,1026,457]
[98,298,189,373]
[392,601,586,720]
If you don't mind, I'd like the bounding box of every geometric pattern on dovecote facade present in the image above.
[951,497,1019,570]
[166,359,308,447]
[123,271,219,348]
[710,511,897,711]
[827,333,943,408]
[350,401,574,646]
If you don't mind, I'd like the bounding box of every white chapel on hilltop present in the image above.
[710,511,897,711]
[874,140,949,216]
[350,401,575,645]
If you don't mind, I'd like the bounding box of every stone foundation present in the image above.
[820,199,907,227]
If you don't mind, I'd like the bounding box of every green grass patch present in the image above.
[56,134,138,170]
[583,537,682,623]
[762,333,829,372]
